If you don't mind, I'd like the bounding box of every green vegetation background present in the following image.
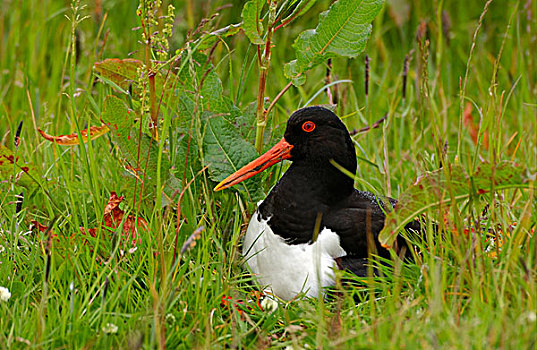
[1,0,535,348]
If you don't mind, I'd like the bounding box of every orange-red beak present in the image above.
[214,138,294,191]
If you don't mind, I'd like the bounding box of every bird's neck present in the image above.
[258,160,356,244]
[283,161,355,204]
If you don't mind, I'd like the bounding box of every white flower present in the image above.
[165,313,176,324]
[260,297,279,313]
[524,311,536,323]
[102,323,118,334]
[0,286,11,302]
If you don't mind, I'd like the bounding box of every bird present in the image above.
[214,106,421,300]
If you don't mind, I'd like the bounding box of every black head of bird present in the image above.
[214,106,356,200]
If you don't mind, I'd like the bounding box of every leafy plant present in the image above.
[34,0,384,205]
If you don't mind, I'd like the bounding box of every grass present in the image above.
[1,0,536,348]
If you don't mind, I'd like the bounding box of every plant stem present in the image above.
[143,21,158,139]
[254,24,274,153]
[457,0,493,160]
[266,80,292,117]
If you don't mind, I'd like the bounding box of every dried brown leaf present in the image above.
[37,124,109,145]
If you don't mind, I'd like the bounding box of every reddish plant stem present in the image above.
[349,113,387,135]
[266,80,292,117]
[146,46,158,138]
[274,0,310,32]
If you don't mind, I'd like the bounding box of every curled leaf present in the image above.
[197,23,242,50]
[37,124,109,145]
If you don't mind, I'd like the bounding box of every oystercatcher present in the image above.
[215,106,420,300]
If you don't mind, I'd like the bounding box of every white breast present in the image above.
[242,210,346,300]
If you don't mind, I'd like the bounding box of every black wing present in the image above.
[324,190,422,259]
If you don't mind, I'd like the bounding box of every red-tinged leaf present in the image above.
[79,226,97,238]
[31,220,49,234]
[33,193,149,248]
[378,161,534,248]
[103,192,148,244]
[37,124,109,145]
[0,145,37,189]
[94,58,143,92]
[104,191,125,216]
[30,219,64,243]
[94,192,149,246]
[463,102,489,150]
[94,58,177,106]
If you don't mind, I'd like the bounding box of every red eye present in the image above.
[302,121,315,132]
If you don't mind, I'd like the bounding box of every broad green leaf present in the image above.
[234,102,257,144]
[174,51,233,120]
[172,51,239,190]
[200,67,234,113]
[101,96,178,202]
[285,0,383,79]
[204,113,264,203]
[242,0,265,45]
[231,101,279,148]
[378,161,535,247]
[0,145,37,189]
[174,131,201,176]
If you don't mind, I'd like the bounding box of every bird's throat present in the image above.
[289,161,355,203]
